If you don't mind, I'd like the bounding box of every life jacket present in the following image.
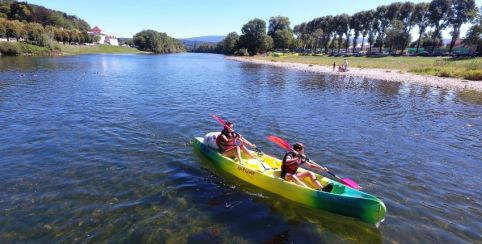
[216,129,236,148]
[282,151,303,174]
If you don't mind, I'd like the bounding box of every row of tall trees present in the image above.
[132,30,185,53]
[209,0,479,56]
[213,17,289,55]
[0,18,94,47]
[294,0,478,54]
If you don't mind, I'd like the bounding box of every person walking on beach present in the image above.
[333,62,336,71]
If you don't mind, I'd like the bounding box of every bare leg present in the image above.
[240,145,257,159]
[297,171,324,190]
[235,146,243,164]
[285,173,309,188]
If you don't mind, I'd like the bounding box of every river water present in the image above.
[0,53,480,243]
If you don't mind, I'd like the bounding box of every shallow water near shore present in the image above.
[0,53,480,243]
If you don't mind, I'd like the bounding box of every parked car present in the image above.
[366,52,388,57]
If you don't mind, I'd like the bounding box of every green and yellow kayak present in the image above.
[193,137,386,225]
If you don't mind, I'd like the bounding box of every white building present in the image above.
[88,26,118,45]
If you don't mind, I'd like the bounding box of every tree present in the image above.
[259,34,273,53]
[24,22,44,44]
[239,18,268,55]
[334,14,350,52]
[8,2,32,22]
[375,5,390,52]
[428,0,453,53]
[414,2,430,53]
[350,11,364,52]
[375,3,401,52]
[385,20,410,53]
[462,6,482,54]
[319,16,335,52]
[133,29,184,53]
[268,16,293,50]
[5,19,23,41]
[293,22,308,48]
[399,1,415,54]
[268,16,291,36]
[273,29,293,50]
[361,10,376,52]
[447,0,478,53]
[0,18,7,38]
[218,32,239,54]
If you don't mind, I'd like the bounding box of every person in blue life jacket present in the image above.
[281,142,334,192]
[216,121,257,164]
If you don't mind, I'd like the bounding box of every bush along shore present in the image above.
[0,41,61,56]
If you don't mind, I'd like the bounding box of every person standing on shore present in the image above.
[333,62,336,71]
[343,58,348,71]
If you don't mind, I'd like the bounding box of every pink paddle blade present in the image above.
[340,178,362,190]
[211,114,225,126]
[267,135,293,151]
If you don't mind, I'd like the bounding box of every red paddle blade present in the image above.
[267,135,293,151]
[211,114,225,126]
[340,178,362,190]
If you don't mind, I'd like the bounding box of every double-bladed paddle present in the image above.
[267,135,362,190]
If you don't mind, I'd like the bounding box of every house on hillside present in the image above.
[88,26,118,45]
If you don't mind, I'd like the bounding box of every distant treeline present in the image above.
[0,1,90,31]
[0,1,96,55]
[192,0,481,56]
[132,30,185,53]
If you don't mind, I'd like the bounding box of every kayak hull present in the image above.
[193,137,386,225]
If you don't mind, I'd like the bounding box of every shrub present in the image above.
[464,60,480,71]
[0,42,21,55]
[463,70,482,80]
[437,69,454,77]
[235,48,249,56]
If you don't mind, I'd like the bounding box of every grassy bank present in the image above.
[59,44,143,55]
[0,41,60,56]
[250,54,482,80]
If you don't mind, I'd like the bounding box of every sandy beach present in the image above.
[226,56,482,92]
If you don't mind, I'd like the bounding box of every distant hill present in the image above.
[178,35,225,49]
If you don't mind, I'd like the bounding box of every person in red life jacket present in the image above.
[281,142,333,192]
[216,121,257,164]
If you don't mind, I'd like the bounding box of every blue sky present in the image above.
[27,0,481,38]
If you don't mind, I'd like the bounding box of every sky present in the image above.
[26,0,482,39]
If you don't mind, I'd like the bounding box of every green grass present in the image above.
[59,44,142,55]
[250,55,482,80]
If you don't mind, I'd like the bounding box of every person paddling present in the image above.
[281,142,333,192]
[216,121,257,164]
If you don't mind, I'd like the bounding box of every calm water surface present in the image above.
[0,53,481,243]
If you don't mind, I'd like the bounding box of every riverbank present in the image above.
[59,44,143,55]
[0,42,143,56]
[227,56,482,92]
